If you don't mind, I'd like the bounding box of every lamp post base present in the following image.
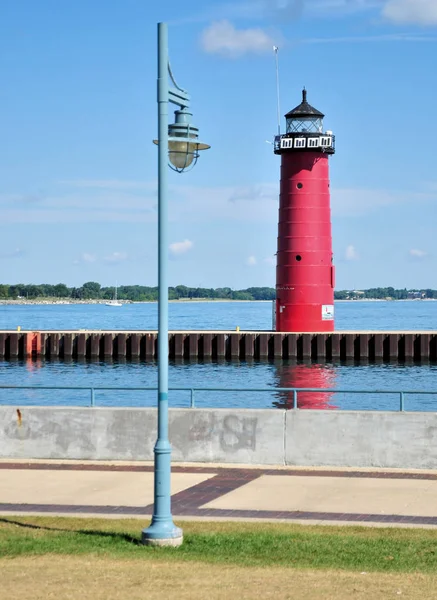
[141,522,183,547]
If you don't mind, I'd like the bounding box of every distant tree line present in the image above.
[0,283,436,301]
[0,282,276,302]
[334,288,437,300]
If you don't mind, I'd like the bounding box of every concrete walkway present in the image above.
[2,459,437,527]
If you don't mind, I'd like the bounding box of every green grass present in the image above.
[2,517,437,573]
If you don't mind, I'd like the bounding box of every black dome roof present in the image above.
[285,89,324,119]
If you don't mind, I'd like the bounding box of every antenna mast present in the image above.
[273,46,281,136]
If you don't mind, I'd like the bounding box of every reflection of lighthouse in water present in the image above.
[272,361,337,410]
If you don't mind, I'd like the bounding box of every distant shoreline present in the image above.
[0,299,272,306]
[0,298,436,306]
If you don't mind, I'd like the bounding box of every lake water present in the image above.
[1,299,437,331]
[0,301,436,411]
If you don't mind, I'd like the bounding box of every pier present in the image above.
[0,330,436,362]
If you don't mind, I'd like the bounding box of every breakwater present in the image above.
[2,405,437,469]
[0,330,436,362]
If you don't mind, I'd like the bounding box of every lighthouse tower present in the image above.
[274,89,335,332]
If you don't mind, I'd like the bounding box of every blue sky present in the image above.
[1,0,437,290]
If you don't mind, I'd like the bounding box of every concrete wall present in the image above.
[1,406,437,469]
[0,407,284,466]
[286,411,437,469]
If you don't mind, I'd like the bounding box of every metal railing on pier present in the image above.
[1,384,437,411]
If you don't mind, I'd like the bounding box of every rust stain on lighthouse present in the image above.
[274,89,336,332]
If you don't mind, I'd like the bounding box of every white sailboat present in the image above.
[105,283,122,307]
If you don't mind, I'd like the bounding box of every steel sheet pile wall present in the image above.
[0,331,436,362]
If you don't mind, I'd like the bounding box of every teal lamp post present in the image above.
[142,23,210,547]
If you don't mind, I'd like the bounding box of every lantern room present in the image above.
[274,88,335,155]
[285,88,324,134]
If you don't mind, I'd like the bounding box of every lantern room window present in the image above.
[286,116,323,134]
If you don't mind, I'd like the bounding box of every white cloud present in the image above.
[383,0,437,25]
[302,33,437,44]
[171,182,435,222]
[59,180,156,191]
[345,245,358,260]
[171,183,278,223]
[73,251,130,265]
[331,187,435,217]
[181,0,437,26]
[178,0,378,24]
[2,181,435,227]
[82,253,97,263]
[103,252,129,264]
[169,239,194,256]
[247,255,257,266]
[409,248,428,258]
[200,20,278,57]
[0,248,25,259]
[265,0,306,19]
[73,253,97,265]
[229,184,278,203]
[305,0,380,16]
[0,188,157,224]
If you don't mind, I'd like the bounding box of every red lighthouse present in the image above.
[274,89,335,332]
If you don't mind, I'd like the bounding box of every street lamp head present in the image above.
[153,108,210,173]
